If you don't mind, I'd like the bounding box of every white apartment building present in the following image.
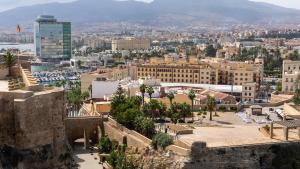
[282,60,300,93]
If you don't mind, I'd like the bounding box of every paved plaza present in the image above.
[73,140,103,169]
[179,112,300,148]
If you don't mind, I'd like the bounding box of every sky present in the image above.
[0,0,300,12]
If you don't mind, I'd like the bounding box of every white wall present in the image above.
[0,68,8,80]
[92,80,119,99]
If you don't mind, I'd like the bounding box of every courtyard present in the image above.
[178,111,300,148]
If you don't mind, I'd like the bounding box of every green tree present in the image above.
[188,89,196,121]
[206,95,216,121]
[77,60,82,69]
[180,102,192,122]
[140,84,146,105]
[3,51,16,77]
[276,81,282,92]
[167,103,181,123]
[143,99,160,119]
[146,86,154,100]
[293,89,300,105]
[205,45,217,57]
[158,101,167,120]
[134,116,155,138]
[166,92,175,105]
[116,108,143,129]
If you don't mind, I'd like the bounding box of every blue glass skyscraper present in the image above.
[34,15,71,62]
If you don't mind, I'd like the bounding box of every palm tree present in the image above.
[158,101,167,120]
[206,95,216,121]
[140,84,146,105]
[88,84,93,99]
[296,74,300,90]
[143,99,160,119]
[188,89,196,121]
[166,92,175,105]
[265,83,271,102]
[146,86,154,100]
[3,51,16,77]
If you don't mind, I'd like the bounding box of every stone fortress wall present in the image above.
[0,88,70,169]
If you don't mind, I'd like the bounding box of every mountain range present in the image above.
[0,0,300,28]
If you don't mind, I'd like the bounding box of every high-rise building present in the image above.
[34,15,71,62]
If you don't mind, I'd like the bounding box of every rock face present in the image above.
[0,88,71,169]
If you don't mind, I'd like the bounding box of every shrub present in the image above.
[122,136,127,146]
[230,107,237,111]
[263,125,270,132]
[97,135,112,154]
[108,150,118,168]
[219,106,226,112]
[108,151,136,169]
[152,132,173,150]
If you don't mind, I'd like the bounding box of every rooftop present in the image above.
[161,83,243,93]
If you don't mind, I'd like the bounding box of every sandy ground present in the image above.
[73,141,103,169]
[179,112,300,147]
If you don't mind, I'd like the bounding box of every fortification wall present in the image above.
[0,88,70,169]
[182,142,300,169]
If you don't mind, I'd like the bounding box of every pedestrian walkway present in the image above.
[73,141,103,169]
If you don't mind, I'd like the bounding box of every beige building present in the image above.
[135,58,263,87]
[282,60,300,93]
[242,82,257,103]
[81,65,130,92]
[111,38,150,51]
